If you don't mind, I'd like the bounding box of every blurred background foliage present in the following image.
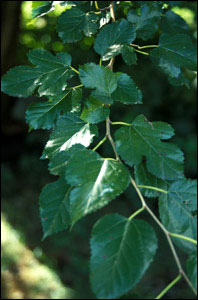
[1,1,197,299]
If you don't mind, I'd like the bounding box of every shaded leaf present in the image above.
[186,251,197,291]
[57,8,98,43]
[160,11,190,35]
[90,214,158,299]
[127,4,161,40]
[111,73,142,105]
[134,162,169,198]
[41,113,98,160]
[65,149,130,225]
[159,180,197,253]
[94,19,136,60]
[39,177,71,239]
[115,114,184,180]
[121,45,137,65]
[81,97,110,124]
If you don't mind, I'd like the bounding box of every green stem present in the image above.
[72,84,83,89]
[134,49,149,56]
[94,1,99,9]
[155,274,182,299]
[110,121,131,126]
[138,45,159,49]
[137,185,168,194]
[92,136,107,151]
[128,206,145,221]
[170,232,197,245]
[70,66,79,74]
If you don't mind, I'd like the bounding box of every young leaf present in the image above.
[80,97,110,124]
[111,73,142,105]
[41,113,98,160]
[90,214,158,299]
[39,177,71,239]
[79,63,117,104]
[127,4,161,41]
[134,162,169,198]
[150,34,197,80]
[121,45,137,66]
[186,251,197,292]
[94,19,136,60]
[114,114,184,180]
[57,8,98,43]
[65,149,130,225]
[159,180,197,253]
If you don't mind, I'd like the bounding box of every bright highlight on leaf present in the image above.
[65,149,130,225]
[90,214,158,299]
[42,113,98,160]
[1,49,74,98]
[94,19,136,60]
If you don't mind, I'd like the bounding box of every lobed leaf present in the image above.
[114,114,184,180]
[32,1,55,19]
[90,214,158,299]
[1,49,74,98]
[121,45,137,66]
[65,149,130,225]
[160,11,190,35]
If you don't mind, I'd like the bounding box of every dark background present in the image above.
[1,1,197,299]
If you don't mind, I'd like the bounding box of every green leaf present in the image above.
[150,34,197,81]
[80,97,110,124]
[79,63,117,104]
[25,91,72,130]
[159,180,197,253]
[94,19,136,60]
[90,214,158,299]
[41,113,98,160]
[32,1,55,18]
[160,11,190,35]
[39,177,71,239]
[121,45,137,66]
[186,251,197,291]
[57,8,98,43]
[134,162,169,198]
[127,4,161,41]
[111,73,142,105]
[27,49,74,96]
[48,144,85,176]
[115,114,184,180]
[1,49,74,98]
[1,66,42,98]
[65,149,130,225]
